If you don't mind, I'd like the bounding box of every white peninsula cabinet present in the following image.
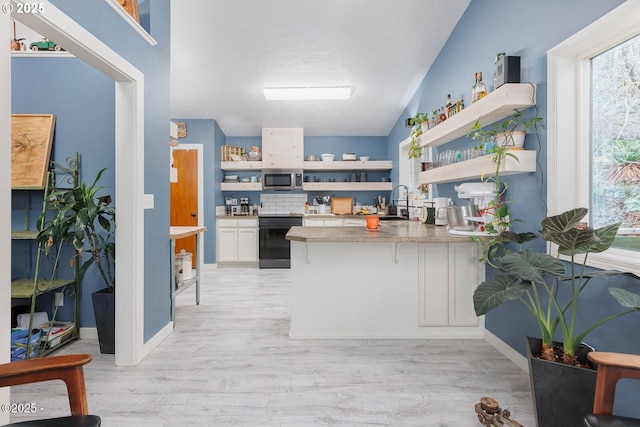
[216,217,258,266]
[286,222,485,339]
[418,242,482,327]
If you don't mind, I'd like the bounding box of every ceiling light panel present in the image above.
[264,86,351,101]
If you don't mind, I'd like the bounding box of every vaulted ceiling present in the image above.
[170,1,471,136]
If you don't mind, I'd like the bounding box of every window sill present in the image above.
[104,0,157,46]
[550,244,640,277]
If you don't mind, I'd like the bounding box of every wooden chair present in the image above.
[584,351,640,427]
[0,354,100,427]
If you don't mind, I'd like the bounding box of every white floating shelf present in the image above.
[221,161,263,171]
[419,150,537,185]
[303,182,392,191]
[303,160,393,171]
[419,83,537,148]
[220,182,262,191]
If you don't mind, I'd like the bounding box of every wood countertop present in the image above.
[286,221,481,243]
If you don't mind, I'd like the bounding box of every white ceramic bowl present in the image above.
[359,156,370,161]
[342,153,357,161]
[246,151,261,161]
[321,154,335,162]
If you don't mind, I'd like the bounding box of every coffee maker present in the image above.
[434,197,451,226]
[240,197,250,216]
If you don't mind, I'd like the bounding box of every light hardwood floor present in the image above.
[10,266,535,426]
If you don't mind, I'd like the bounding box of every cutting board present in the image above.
[331,197,353,215]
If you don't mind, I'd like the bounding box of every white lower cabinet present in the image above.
[343,218,366,226]
[217,218,258,265]
[418,242,483,327]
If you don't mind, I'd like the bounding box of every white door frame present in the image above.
[1,10,12,423]
[5,0,146,367]
[171,144,205,266]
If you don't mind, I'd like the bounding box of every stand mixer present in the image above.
[450,182,499,235]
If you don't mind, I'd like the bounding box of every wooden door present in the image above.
[170,149,198,267]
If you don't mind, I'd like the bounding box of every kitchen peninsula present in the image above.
[286,221,485,339]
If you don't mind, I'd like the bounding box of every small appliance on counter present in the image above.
[225,197,237,216]
[434,197,451,226]
[447,182,499,235]
[240,197,250,215]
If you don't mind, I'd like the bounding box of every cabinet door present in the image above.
[237,228,258,262]
[303,218,325,227]
[448,242,482,326]
[262,128,304,169]
[418,243,448,326]
[217,228,238,262]
[343,219,365,226]
[322,218,344,226]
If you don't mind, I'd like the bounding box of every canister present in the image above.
[175,249,194,280]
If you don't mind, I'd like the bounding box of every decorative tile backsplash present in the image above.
[260,193,307,215]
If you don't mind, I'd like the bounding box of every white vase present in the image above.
[496,131,526,149]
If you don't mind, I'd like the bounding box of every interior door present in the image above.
[170,149,198,267]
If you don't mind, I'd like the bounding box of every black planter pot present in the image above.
[91,288,115,354]
[526,336,597,427]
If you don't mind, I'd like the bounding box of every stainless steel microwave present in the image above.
[262,169,303,191]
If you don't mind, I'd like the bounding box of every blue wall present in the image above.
[12,0,172,341]
[388,0,640,417]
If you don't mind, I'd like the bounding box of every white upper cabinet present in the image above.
[262,128,304,169]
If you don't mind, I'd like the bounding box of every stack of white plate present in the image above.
[224,174,238,183]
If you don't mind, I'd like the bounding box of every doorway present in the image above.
[170,144,204,267]
[4,1,147,368]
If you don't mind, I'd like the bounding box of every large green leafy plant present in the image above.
[473,207,640,365]
[38,168,115,291]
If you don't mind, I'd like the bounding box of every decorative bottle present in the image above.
[472,72,487,103]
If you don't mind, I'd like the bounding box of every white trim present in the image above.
[11,51,74,58]
[547,0,640,276]
[172,144,205,267]
[1,9,11,425]
[9,0,152,366]
[140,322,173,359]
[104,0,157,46]
[79,327,98,340]
[483,329,529,373]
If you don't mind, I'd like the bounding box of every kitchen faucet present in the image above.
[391,184,409,219]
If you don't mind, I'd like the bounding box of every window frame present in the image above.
[547,0,640,275]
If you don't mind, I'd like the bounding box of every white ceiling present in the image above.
[170,1,471,137]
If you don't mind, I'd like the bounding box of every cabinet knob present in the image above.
[191,212,196,217]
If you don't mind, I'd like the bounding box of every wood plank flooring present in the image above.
[10,266,535,426]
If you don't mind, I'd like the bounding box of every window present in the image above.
[548,1,640,275]
[591,34,640,251]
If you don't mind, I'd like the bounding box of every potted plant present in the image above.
[470,109,542,150]
[473,207,640,426]
[408,112,429,159]
[38,168,116,354]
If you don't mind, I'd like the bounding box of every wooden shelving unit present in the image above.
[303,182,392,192]
[303,160,393,171]
[419,83,537,148]
[221,161,263,171]
[419,150,537,185]
[221,182,262,191]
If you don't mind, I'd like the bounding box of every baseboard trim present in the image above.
[140,322,173,359]
[484,329,529,373]
[79,327,98,340]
